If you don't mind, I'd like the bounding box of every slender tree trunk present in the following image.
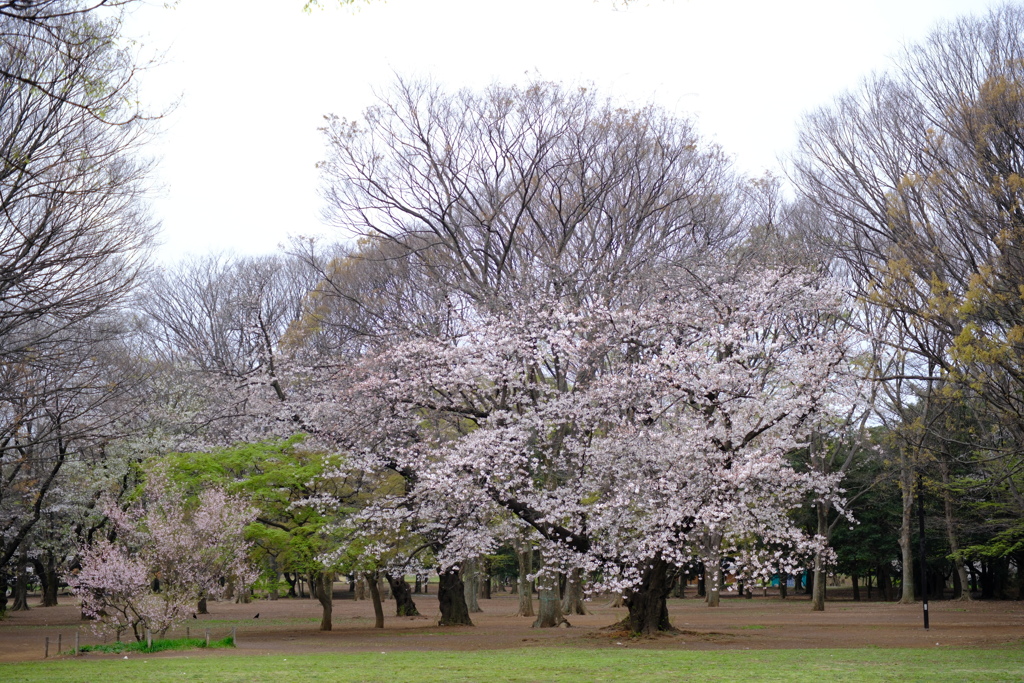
[852,574,860,601]
[365,572,384,629]
[812,502,828,611]
[515,542,534,617]
[532,569,567,628]
[899,448,916,604]
[561,567,587,615]
[313,570,333,631]
[705,533,723,607]
[0,570,8,613]
[437,567,473,626]
[623,557,674,635]
[386,573,420,616]
[939,460,971,601]
[480,558,491,600]
[268,556,279,601]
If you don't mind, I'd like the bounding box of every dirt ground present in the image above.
[2,588,1023,663]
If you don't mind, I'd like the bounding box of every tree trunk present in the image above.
[515,542,534,617]
[560,567,587,615]
[812,502,828,611]
[33,553,59,607]
[878,564,894,601]
[623,557,674,635]
[672,574,686,599]
[532,570,567,628]
[0,570,8,613]
[480,558,491,600]
[462,558,482,613]
[939,460,971,601]
[11,553,29,612]
[365,571,384,629]
[705,533,723,607]
[313,570,333,631]
[898,449,916,604]
[437,567,473,626]
[386,573,420,616]
[354,575,367,601]
[268,556,280,600]
[197,596,208,615]
[852,574,860,601]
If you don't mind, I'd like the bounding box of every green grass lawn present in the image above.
[2,647,1023,682]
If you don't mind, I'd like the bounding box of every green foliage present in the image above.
[160,438,361,579]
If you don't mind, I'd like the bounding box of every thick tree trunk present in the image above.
[197,596,208,615]
[354,575,367,601]
[33,553,59,607]
[0,570,8,613]
[515,543,534,617]
[560,567,587,615]
[462,558,482,613]
[312,571,333,631]
[11,553,29,612]
[386,573,420,616]
[623,557,674,635]
[437,568,473,626]
[878,564,894,601]
[898,449,916,604]
[365,572,384,629]
[532,570,567,628]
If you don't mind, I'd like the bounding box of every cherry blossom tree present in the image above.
[327,268,858,634]
[67,473,256,641]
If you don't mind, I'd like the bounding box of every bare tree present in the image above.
[0,3,154,590]
[320,78,742,310]
[134,254,316,444]
[791,4,1024,602]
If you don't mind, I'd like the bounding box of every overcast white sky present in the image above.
[123,0,991,261]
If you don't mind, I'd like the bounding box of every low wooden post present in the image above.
[45,636,49,658]
[231,627,236,645]
[146,629,152,649]
[205,628,210,647]
[74,631,79,656]
[186,626,190,639]
[58,634,62,655]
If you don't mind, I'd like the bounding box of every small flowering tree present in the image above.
[67,473,257,641]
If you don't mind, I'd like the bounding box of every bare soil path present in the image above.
[2,589,1022,663]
